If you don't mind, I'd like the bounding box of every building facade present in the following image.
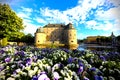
[35,23,78,49]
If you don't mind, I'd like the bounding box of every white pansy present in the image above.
[60,70,65,76]
[7,77,15,80]
[28,70,35,77]
[61,57,64,61]
[29,54,34,57]
[99,66,103,69]
[21,72,27,76]
[31,62,37,66]
[25,66,31,71]
[34,66,39,72]
[64,77,72,80]
[6,66,10,70]
[37,69,41,75]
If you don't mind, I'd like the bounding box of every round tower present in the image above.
[66,23,78,49]
[35,27,46,48]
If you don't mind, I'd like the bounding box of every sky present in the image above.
[0,0,120,39]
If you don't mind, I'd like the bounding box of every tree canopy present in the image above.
[0,4,24,39]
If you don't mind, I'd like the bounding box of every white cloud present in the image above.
[16,7,38,35]
[94,6,120,32]
[12,0,120,38]
[23,20,39,35]
[86,20,113,31]
[95,7,120,20]
[21,7,33,13]
[23,23,39,35]
[17,12,31,19]
[86,20,97,27]
[39,0,107,25]
[36,18,47,24]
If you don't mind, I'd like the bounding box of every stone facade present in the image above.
[35,23,78,49]
[86,36,100,43]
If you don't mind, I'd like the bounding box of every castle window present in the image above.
[71,41,73,42]
[38,40,39,42]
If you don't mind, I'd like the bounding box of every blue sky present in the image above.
[0,0,120,39]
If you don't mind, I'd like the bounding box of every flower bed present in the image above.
[0,46,120,80]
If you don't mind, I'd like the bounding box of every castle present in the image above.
[35,23,78,49]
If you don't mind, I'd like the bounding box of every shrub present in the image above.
[1,38,8,47]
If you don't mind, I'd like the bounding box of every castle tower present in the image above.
[110,32,116,46]
[35,27,46,48]
[66,23,78,49]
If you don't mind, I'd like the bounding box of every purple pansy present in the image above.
[26,58,32,66]
[5,57,11,62]
[0,49,5,54]
[0,66,4,71]
[78,66,84,74]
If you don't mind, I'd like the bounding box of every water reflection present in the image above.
[78,43,118,52]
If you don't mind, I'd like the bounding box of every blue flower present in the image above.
[67,57,73,63]
[78,62,84,66]
[94,75,103,80]
[32,75,38,80]
[100,56,106,61]
[89,67,96,72]
[20,50,25,56]
[58,63,64,69]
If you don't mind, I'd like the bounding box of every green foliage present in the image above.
[21,33,34,44]
[117,35,120,42]
[48,43,59,48]
[0,3,24,40]
[1,37,8,46]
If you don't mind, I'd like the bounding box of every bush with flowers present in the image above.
[0,45,120,80]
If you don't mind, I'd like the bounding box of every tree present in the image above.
[0,4,24,41]
[21,33,34,45]
[96,38,100,43]
[116,35,120,42]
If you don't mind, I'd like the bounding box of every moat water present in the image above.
[77,43,118,52]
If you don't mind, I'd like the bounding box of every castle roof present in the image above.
[43,23,75,30]
[43,23,65,28]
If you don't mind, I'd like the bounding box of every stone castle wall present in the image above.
[35,23,78,49]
